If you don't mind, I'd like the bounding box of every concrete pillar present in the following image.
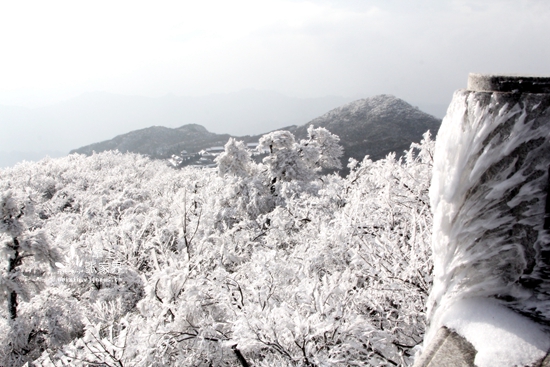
[415,74,550,367]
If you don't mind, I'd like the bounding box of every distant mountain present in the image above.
[70,95,441,174]
[290,94,441,171]
[71,124,232,159]
[0,90,353,155]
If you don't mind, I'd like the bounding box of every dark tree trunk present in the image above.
[232,345,250,367]
[8,237,21,320]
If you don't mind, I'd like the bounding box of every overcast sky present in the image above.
[1,0,549,109]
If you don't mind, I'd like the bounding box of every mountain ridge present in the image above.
[70,94,441,173]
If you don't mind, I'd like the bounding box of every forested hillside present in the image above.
[0,127,435,366]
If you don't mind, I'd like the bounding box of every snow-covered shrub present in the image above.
[1,130,435,367]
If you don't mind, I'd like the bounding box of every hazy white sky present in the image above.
[1,0,549,107]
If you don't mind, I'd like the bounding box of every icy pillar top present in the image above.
[467,73,550,93]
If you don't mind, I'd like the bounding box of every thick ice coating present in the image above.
[425,89,550,366]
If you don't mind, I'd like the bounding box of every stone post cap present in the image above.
[467,73,550,93]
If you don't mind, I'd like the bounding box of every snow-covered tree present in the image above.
[258,127,343,185]
[300,125,344,171]
[258,130,311,183]
[215,138,254,178]
[0,190,61,320]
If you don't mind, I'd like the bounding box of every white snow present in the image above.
[441,297,550,367]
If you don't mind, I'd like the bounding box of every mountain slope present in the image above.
[290,94,441,167]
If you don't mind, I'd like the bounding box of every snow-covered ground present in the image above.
[441,297,550,367]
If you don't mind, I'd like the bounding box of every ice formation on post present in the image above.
[424,74,550,366]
